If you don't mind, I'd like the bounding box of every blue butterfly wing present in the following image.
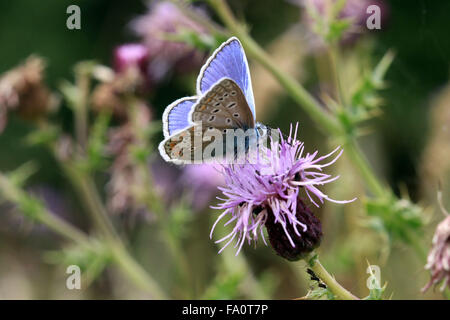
[196,37,256,119]
[162,96,197,138]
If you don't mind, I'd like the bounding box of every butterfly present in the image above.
[158,37,268,164]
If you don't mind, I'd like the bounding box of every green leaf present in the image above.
[364,195,425,245]
[25,126,60,146]
[44,240,111,287]
[84,112,111,171]
[201,272,244,300]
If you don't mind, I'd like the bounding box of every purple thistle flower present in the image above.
[423,213,450,292]
[292,0,388,49]
[131,1,208,82]
[114,43,149,75]
[210,124,355,259]
[181,164,224,211]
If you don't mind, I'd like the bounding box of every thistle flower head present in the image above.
[105,104,152,215]
[423,212,450,292]
[0,56,56,132]
[211,124,355,259]
[293,0,387,48]
[114,43,149,75]
[131,1,208,82]
[181,164,224,211]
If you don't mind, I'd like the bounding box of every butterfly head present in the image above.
[255,122,270,140]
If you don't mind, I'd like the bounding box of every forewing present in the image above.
[190,78,255,131]
[196,37,255,118]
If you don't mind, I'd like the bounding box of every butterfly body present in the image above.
[159,37,266,164]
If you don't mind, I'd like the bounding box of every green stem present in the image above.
[0,172,91,247]
[126,96,193,298]
[54,77,167,297]
[62,163,118,240]
[326,46,346,107]
[139,162,194,298]
[108,238,168,299]
[306,253,359,300]
[343,138,386,198]
[74,66,90,151]
[60,159,168,298]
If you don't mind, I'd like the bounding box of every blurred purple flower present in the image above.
[0,56,56,133]
[293,0,388,47]
[105,104,152,215]
[150,157,183,205]
[211,124,355,259]
[181,164,224,211]
[131,1,208,82]
[114,43,149,75]
[423,213,450,292]
[1,185,73,235]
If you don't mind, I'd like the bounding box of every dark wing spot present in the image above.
[233,113,240,118]
[208,115,216,122]
[213,109,220,113]
[230,91,237,96]
[226,118,232,124]
[227,102,236,109]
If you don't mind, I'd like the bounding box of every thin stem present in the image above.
[343,138,386,198]
[0,172,91,247]
[108,238,168,299]
[326,46,346,107]
[61,162,118,240]
[54,75,168,297]
[0,171,167,295]
[74,66,90,151]
[306,253,359,300]
[58,156,168,299]
[126,96,193,298]
[138,156,194,298]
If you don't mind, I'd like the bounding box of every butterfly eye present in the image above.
[227,102,236,109]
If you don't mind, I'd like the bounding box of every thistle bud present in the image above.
[265,200,323,261]
[113,43,149,75]
[423,214,450,292]
[0,56,56,132]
